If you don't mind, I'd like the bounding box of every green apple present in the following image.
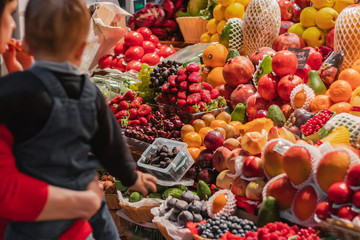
[311,0,335,9]
[300,7,317,27]
[315,7,339,30]
[302,27,325,47]
[333,0,354,13]
[288,23,306,36]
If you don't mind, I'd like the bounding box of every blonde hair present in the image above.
[24,0,90,59]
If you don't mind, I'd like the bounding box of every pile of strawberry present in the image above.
[108,90,152,127]
[157,63,226,113]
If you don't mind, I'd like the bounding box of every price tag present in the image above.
[288,48,310,69]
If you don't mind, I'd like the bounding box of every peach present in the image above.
[216,170,234,189]
[231,177,249,197]
[223,138,241,151]
[241,132,267,156]
[266,176,297,210]
[212,147,231,172]
[283,146,312,185]
[293,185,318,221]
[226,148,246,173]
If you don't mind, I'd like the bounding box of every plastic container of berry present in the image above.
[301,109,336,143]
[137,138,194,182]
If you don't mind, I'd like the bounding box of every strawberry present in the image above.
[189,83,202,93]
[122,90,135,101]
[114,110,128,118]
[168,75,177,86]
[169,95,177,105]
[171,87,178,94]
[200,90,211,103]
[210,89,220,99]
[176,69,187,82]
[138,117,148,126]
[199,101,207,112]
[116,100,130,111]
[137,104,152,117]
[146,114,154,120]
[162,83,171,93]
[202,82,213,91]
[177,91,187,99]
[128,120,140,126]
[187,93,201,105]
[109,95,122,105]
[128,108,138,120]
[186,63,200,72]
[109,104,118,113]
[184,104,196,113]
[130,99,140,109]
[177,99,186,108]
[188,72,201,83]
[179,81,188,90]
[135,96,144,104]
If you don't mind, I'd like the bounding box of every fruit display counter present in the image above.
[89,1,360,239]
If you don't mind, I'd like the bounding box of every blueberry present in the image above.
[202,234,208,238]
[215,220,220,226]
[207,219,213,224]
[205,223,211,228]
[220,224,227,229]
[231,229,238,234]
[215,234,221,239]
[244,225,252,231]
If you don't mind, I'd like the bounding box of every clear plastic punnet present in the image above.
[137,138,194,182]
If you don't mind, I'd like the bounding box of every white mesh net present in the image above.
[334,5,360,71]
[227,18,243,53]
[242,0,281,56]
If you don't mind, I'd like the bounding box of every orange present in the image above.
[210,119,227,129]
[181,125,195,140]
[199,146,206,151]
[338,68,360,90]
[198,127,214,141]
[211,193,228,214]
[351,59,360,74]
[329,102,352,114]
[310,95,332,113]
[328,80,352,103]
[202,43,229,68]
[188,147,201,162]
[207,67,226,88]
[229,121,242,133]
[183,132,203,148]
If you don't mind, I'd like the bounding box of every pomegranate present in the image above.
[217,84,234,101]
[141,52,160,66]
[162,19,178,34]
[272,32,305,52]
[126,60,142,72]
[230,84,256,109]
[277,74,303,101]
[272,50,298,77]
[246,94,269,121]
[128,16,136,31]
[257,73,280,100]
[222,56,255,88]
[294,64,311,83]
[250,47,276,66]
[304,47,323,70]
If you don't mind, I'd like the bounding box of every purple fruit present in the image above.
[197,169,217,185]
[197,149,214,168]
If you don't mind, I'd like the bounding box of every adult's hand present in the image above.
[3,39,34,73]
[129,171,157,196]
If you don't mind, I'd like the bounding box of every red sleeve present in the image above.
[0,125,48,221]
[58,220,93,240]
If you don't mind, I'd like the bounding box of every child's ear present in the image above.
[74,41,87,61]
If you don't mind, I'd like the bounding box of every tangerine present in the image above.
[198,127,214,141]
[181,125,195,140]
[202,43,229,68]
[210,119,227,129]
[351,59,360,74]
[310,95,332,113]
[213,4,226,21]
[211,193,228,214]
[183,132,203,148]
[200,32,212,43]
[329,102,352,114]
[199,146,207,151]
[210,33,220,42]
[229,121,242,133]
[328,80,352,103]
[188,147,201,162]
[207,67,226,88]
[338,68,360,90]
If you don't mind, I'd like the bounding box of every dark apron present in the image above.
[4,67,119,240]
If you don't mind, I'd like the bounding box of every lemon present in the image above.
[213,4,226,21]
[311,0,335,9]
[235,0,250,7]
[224,3,245,20]
[217,20,227,34]
[219,0,235,7]
[200,32,212,43]
[300,7,317,27]
[210,33,220,42]
[207,19,218,34]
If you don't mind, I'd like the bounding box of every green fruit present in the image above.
[175,185,186,191]
[147,193,162,199]
[156,185,167,193]
[226,49,240,62]
[162,188,184,199]
[231,103,246,123]
[197,180,212,200]
[219,23,231,48]
[253,55,273,86]
[308,70,326,95]
[129,192,143,202]
[257,196,281,227]
[268,105,286,127]
[114,181,128,192]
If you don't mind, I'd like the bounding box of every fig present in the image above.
[166,197,178,209]
[174,200,189,212]
[169,211,179,222]
[193,213,204,222]
[201,202,209,218]
[181,190,197,203]
[177,211,193,226]
[188,200,202,213]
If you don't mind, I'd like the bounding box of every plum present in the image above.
[177,211,193,226]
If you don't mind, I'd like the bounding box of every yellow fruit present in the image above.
[224,3,245,20]
[216,112,231,123]
[219,0,235,7]
[350,86,360,117]
[181,125,195,140]
[333,0,354,13]
[217,19,227,34]
[200,32,212,43]
[300,7,317,27]
[199,127,214,141]
[241,132,267,155]
[188,147,201,162]
[311,0,335,9]
[213,4,226,21]
[211,193,228,213]
[293,90,307,108]
[193,119,207,132]
[239,118,274,135]
[210,119,228,129]
[229,121,242,133]
[317,126,350,147]
[207,19,218,34]
[235,0,250,7]
[207,67,226,88]
[183,132,203,148]
[202,43,229,68]
[210,33,220,42]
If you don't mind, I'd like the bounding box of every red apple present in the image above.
[255,110,268,119]
[279,21,294,35]
[328,182,353,204]
[272,33,305,52]
[204,131,225,151]
[246,95,269,121]
[212,147,231,172]
[315,201,331,220]
[326,28,335,49]
[197,149,214,168]
[242,156,265,178]
[98,54,113,69]
[353,191,360,208]
[230,84,256,109]
[258,73,280,100]
[250,47,276,66]
[277,74,303,101]
[338,206,357,221]
[291,3,301,22]
[294,64,311,84]
[231,177,249,197]
[304,47,323,71]
[347,164,360,186]
[294,0,311,9]
[272,50,298,77]
[279,0,295,21]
